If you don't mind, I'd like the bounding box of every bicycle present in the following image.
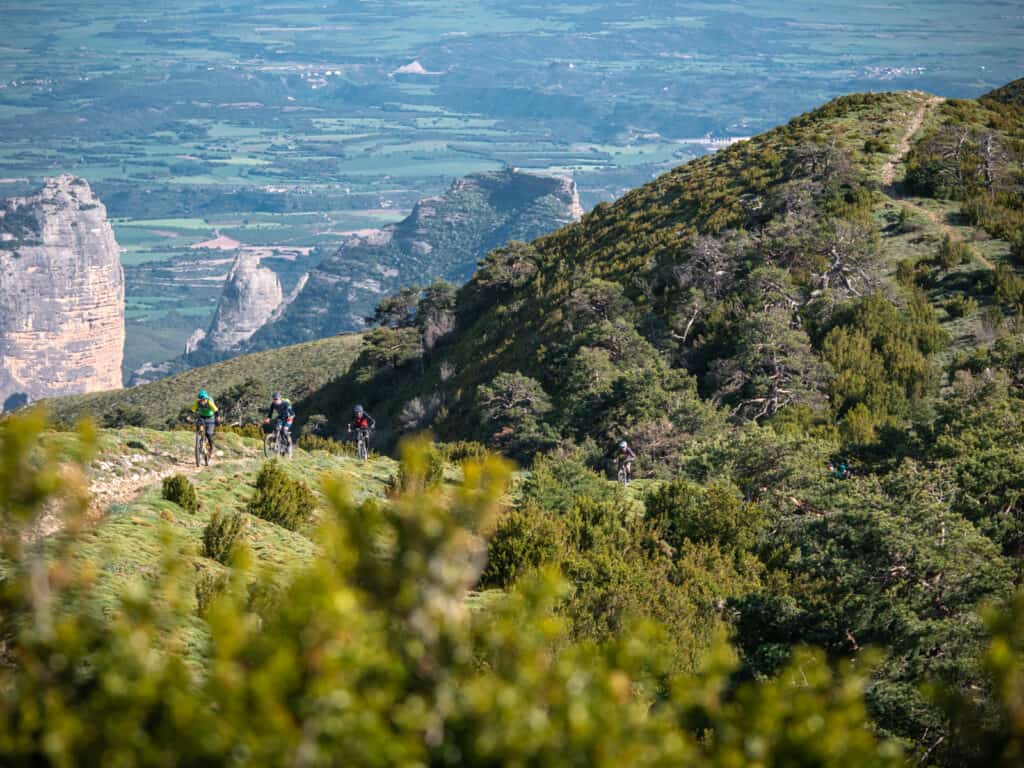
[353,427,371,462]
[616,459,632,486]
[193,418,214,467]
[264,420,293,459]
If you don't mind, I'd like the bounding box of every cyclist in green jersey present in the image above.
[191,389,219,453]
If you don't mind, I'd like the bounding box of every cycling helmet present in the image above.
[619,440,628,449]
[198,389,209,400]
[354,404,364,415]
[272,391,281,400]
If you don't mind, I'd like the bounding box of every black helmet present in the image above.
[272,391,281,400]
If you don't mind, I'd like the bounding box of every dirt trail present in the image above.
[879,95,993,269]
[87,453,207,521]
[26,452,208,540]
[881,94,944,190]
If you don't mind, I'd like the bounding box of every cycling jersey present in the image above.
[192,397,218,420]
[267,398,295,422]
[351,413,375,431]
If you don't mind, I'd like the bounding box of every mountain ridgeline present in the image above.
[241,168,582,352]
[128,168,582,382]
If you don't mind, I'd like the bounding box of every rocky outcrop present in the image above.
[0,175,125,410]
[248,169,583,349]
[202,253,284,352]
[184,328,207,355]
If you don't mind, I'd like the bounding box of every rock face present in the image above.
[248,169,582,349]
[0,175,125,411]
[202,253,284,353]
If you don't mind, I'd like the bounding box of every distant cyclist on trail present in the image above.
[191,389,219,453]
[827,460,850,480]
[263,392,295,437]
[615,440,636,484]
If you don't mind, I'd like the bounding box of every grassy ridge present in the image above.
[59,427,399,656]
[47,334,364,429]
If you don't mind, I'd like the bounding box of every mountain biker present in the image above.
[348,405,376,444]
[263,392,295,439]
[615,440,636,483]
[828,460,850,480]
[191,389,219,453]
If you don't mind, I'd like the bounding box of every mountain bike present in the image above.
[354,427,371,462]
[193,418,214,467]
[264,421,293,459]
[616,459,632,486]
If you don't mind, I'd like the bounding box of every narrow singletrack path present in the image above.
[879,95,993,269]
[87,453,207,521]
[881,94,944,192]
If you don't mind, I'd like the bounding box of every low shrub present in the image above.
[863,137,892,154]
[896,206,927,234]
[161,474,198,513]
[246,462,316,531]
[102,405,147,428]
[945,295,979,319]
[439,440,489,463]
[521,455,621,515]
[896,258,929,288]
[297,433,352,456]
[480,506,564,588]
[203,510,245,564]
[644,479,761,553]
[220,423,264,440]
[936,235,975,269]
[194,567,229,616]
[126,440,147,451]
[389,446,445,493]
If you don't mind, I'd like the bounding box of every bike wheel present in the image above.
[617,466,628,486]
[264,433,275,458]
[357,436,367,461]
[282,431,293,458]
[195,431,203,467]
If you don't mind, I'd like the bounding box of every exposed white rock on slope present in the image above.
[204,253,284,352]
[0,175,124,410]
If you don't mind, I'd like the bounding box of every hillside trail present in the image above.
[87,452,209,523]
[27,449,210,540]
[881,94,943,190]
[880,95,993,269]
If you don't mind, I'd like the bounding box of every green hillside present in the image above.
[311,86,1023,455]
[47,333,363,429]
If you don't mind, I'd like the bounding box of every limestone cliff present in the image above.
[202,253,284,353]
[248,169,582,349]
[0,175,124,410]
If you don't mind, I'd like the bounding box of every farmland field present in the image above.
[1,1,1021,376]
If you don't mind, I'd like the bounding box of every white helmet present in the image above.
[619,440,628,449]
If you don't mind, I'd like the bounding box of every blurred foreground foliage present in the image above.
[0,410,1022,766]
